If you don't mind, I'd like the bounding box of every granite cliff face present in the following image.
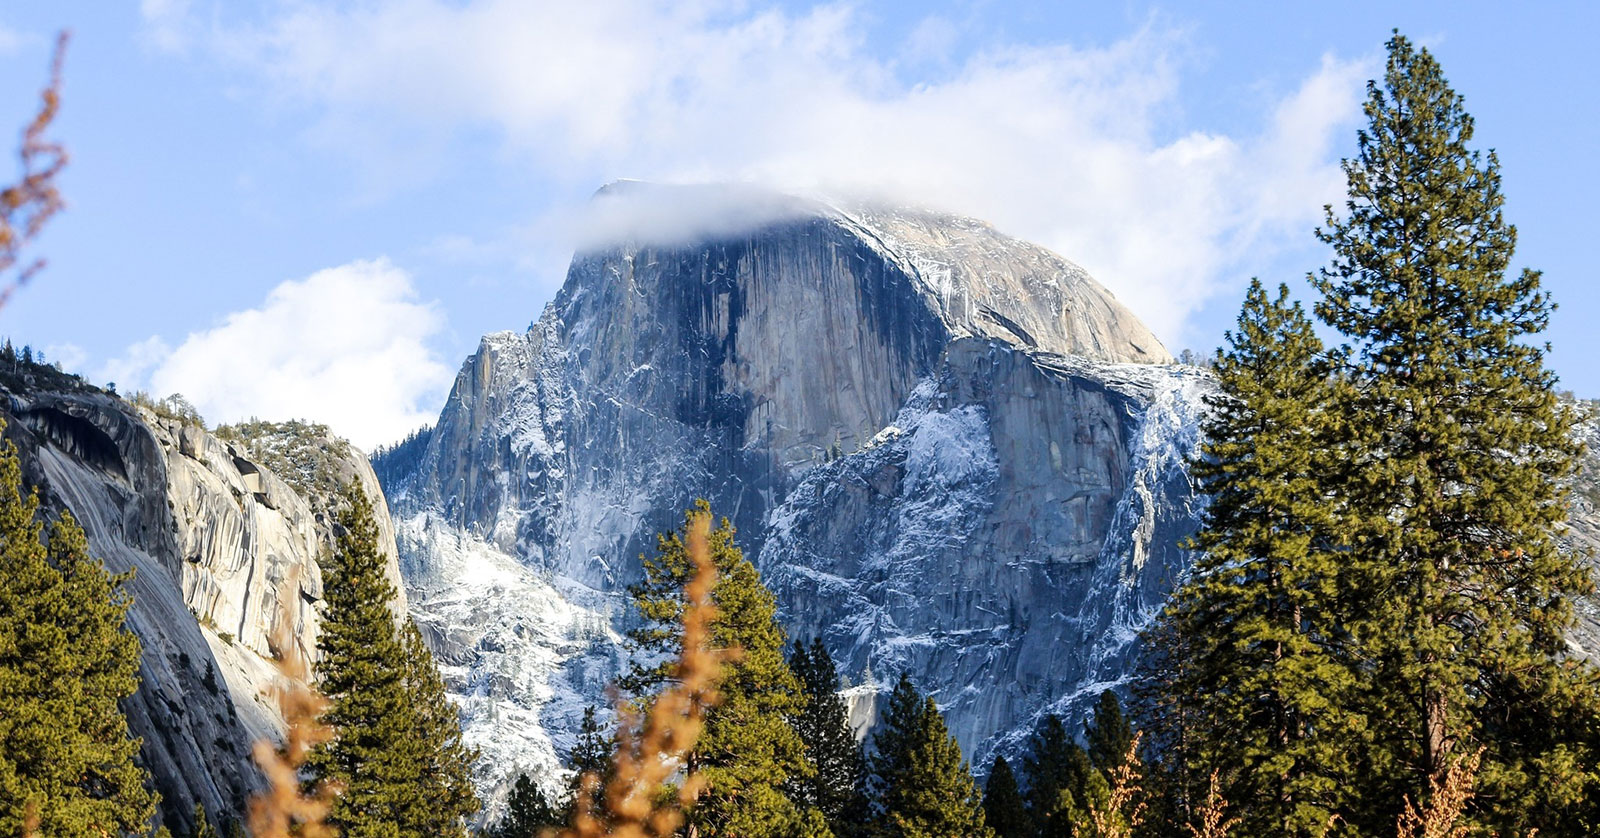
[762,343,1209,759]
[376,185,1207,798]
[0,373,404,835]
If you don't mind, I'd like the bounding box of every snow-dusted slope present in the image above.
[376,183,1209,804]
[762,343,1210,767]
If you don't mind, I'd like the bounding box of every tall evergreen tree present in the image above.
[494,774,561,838]
[789,638,868,837]
[0,426,157,837]
[867,673,991,838]
[1312,32,1600,834]
[308,484,420,838]
[309,485,478,838]
[1144,280,1361,836]
[623,500,814,838]
[982,756,1029,838]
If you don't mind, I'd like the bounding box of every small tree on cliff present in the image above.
[563,705,614,825]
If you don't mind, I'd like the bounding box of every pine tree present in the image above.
[1081,691,1149,838]
[308,484,418,838]
[564,705,613,825]
[1083,692,1133,776]
[309,484,478,838]
[0,425,158,837]
[1311,32,1600,834]
[1020,715,1099,837]
[789,638,868,837]
[867,673,991,838]
[622,500,813,838]
[1129,615,1196,837]
[494,774,561,838]
[1143,280,1361,836]
[400,621,480,836]
[568,706,613,779]
[982,756,1029,838]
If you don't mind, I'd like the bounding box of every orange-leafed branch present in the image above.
[0,30,69,312]
[247,570,339,838]
[565,511,730,838]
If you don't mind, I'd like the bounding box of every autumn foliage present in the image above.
[247,570,338,838]
[0,31,68,311]
[565,513,727,838]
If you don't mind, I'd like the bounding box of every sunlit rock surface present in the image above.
[375,185,1207,802]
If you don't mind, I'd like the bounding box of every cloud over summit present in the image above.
[126,1,1374,441]
[167,1,1367,343]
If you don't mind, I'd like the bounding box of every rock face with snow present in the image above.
[763,344,1209,759]
[0,373,404,835]
[376,184,1209,797]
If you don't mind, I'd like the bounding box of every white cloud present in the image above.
[900,15,961,68]
[42,342,86,373]
[98,336,170,392]
[566,181,817,252]
[106,259,451,450]
[151,1,1371,345]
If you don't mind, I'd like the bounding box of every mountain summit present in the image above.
[575,182,1172,364]
[375,184,1206,803]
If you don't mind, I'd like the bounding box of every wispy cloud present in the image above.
[42,342,86,373]
[143,0,1371,344]
[98,336,170,393]
[105,259,451,449]
[138,0,196,52]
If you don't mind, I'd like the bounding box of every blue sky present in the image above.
[0,1,1593,447]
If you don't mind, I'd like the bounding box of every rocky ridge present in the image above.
[0,370,404,835]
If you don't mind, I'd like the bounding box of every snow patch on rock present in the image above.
[397,511,623,815]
